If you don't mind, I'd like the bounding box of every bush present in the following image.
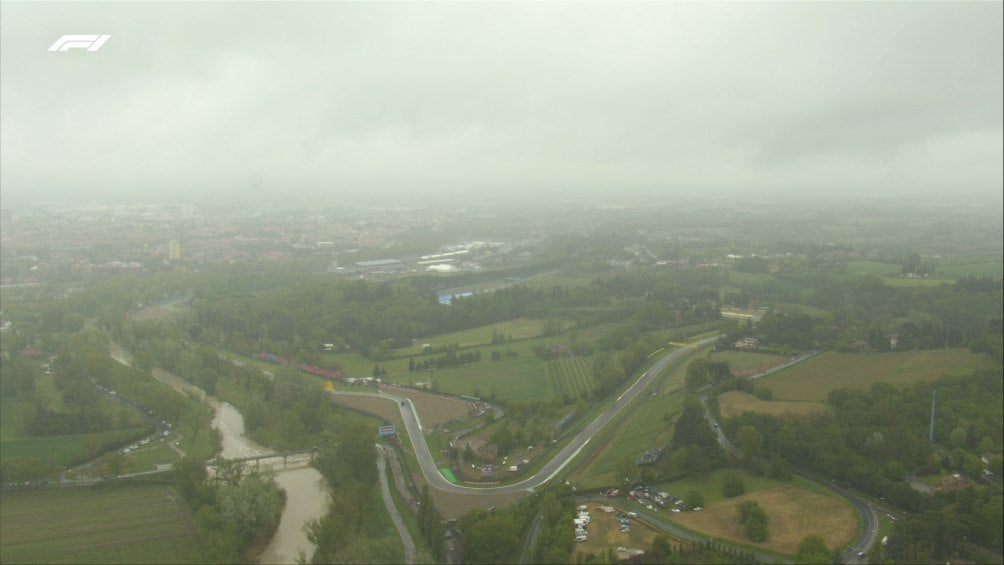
[722,473,745,497]
[685,489,705,509]
[738,500,769,542]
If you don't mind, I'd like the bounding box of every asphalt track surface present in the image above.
[332,337,719,495]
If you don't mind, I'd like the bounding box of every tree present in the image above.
[216,472,284,548]
[722,473,745,498]
[490,426,514,457]
[738,500,769,542]
[736,425,764,457]
[795,534,831,565]
[976,436,995,453]
[950,426,968,448]
[104,451,127,477]
[684,489,705,510]
[685,359,709,390]
[649,534,673,563]
[186,400,215,443]
[62,312,86,333]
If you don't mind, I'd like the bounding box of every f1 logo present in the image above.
[48,34,111,52]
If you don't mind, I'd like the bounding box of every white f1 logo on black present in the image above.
[48,35,111,52]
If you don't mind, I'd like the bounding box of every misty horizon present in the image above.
[1,2,1002,205]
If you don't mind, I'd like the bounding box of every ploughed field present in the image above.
[0,484,200,564]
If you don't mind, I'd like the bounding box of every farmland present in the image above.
[844,260,1003,281]
[425,354,553,404]
[707,351,790,378]
[0,484,201,564]
[1,427,148,467]
[717,391,828,420]
[548,356,595,400]
[326,340,556,404]
[392,318,548,356]
[1,390,149,468]
[760,348,998,401]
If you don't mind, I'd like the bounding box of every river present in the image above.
[108,343,329,564]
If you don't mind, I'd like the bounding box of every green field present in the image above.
[1,396,149,468]
[2,428,148,467]
[574,392,683,490]
[393,318,548,356]
[845,260,1003,280]
[424,354,553,403]
[760,348,998,401]
[843,261,902,277]
[1,397,22,441]
[572,347,705,489]
[662,469,857,555]
[325,323,618,403]
[936,262,1003,278]
[842,260,1001,287]
[658,467,796,506]
[0,484,201,564]
[33,374,67,412]
[549,357,595,400]
[707,351,788,372]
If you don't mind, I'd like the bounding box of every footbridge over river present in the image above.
[206,448,319,476]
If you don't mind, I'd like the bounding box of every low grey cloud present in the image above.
[1,2,1001,203]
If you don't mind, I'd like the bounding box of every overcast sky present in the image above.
[1,1,1001,204]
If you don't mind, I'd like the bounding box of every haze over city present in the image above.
[1,1,1001,206]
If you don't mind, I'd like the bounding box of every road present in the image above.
[332,337,718,495]
[518,514,543,564]
[376,445,416,565]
